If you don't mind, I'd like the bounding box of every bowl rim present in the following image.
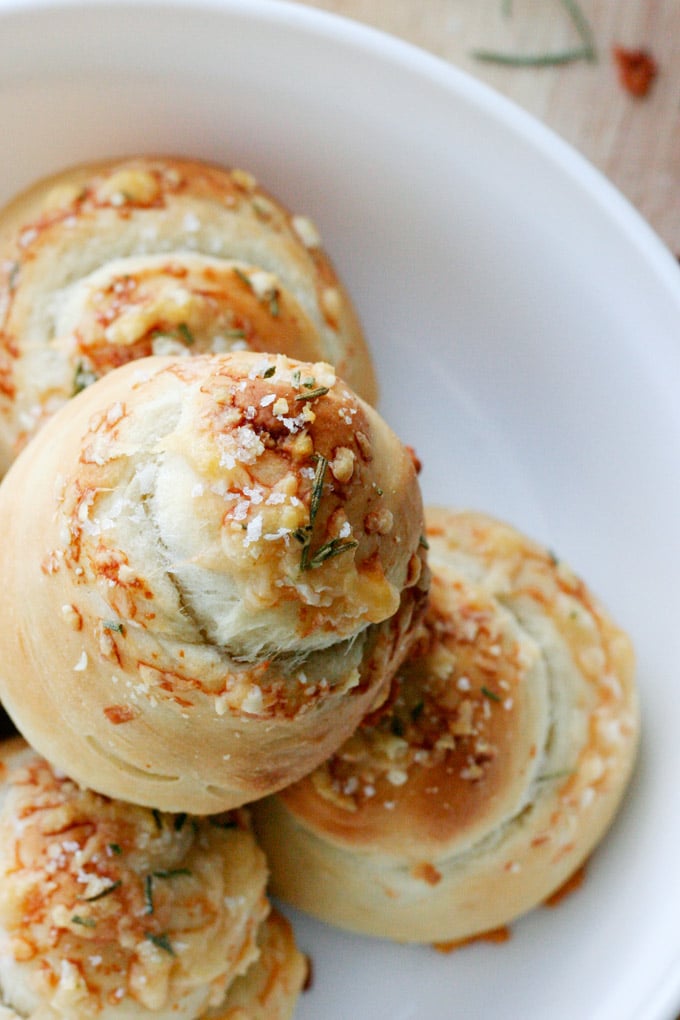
[0,1,678,1017]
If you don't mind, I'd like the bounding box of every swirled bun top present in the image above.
[0,352,427,812]
[0,155,375,474]
[252,507,639,942]
[209,910,307,1020]
[0,739,269,1020]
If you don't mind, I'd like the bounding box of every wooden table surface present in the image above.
[289,0,680,256]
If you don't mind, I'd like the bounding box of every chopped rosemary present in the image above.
[471,0,597,67]
[295,386,329,402]
[81,880,121,902]
[153,868,192,878]
[71,915,97,928]
[103,620,124,633]
[418,534,430,550]
[73,361,98,396]
[309,454,327,526]
[145,932,176,956]
[296,454,358,571]
[177,322,194,346]
[262,364,276,378]
[472,47,592,66]
[306,538,358,570]
[144,874,154,915]
[481,686,501,703]
[536,768,574,783]
[233,267,252,289]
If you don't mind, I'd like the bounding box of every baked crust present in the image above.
[208,910,307,1020]
[252,508,639,942]
[0,155,376,474]
[0,739,269,1019]
[0,352,427,812]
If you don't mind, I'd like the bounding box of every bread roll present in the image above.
[252,508,639,942]
[209,910,307,1020]
[0,155,375,474]
[0,352,427,812]
[0,738,270,1019]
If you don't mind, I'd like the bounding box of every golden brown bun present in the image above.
[0,155,375,474]
[0,352,427,813]
[0,738,269,1019]
[252,507,639,942]
[208,910,307,1020]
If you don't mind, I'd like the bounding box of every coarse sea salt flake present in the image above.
[73,651,88,672]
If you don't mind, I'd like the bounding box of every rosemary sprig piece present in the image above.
[81,880,121,902]
[472,46,592,67]
[146,932,176,956]
[71,915,97,928]
[471,0,597,68]
[295,386,329,402]
[306,538,359,570]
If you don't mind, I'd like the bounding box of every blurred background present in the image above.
[287,1,679,256]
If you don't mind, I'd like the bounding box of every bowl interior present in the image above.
[1,2,680,1017]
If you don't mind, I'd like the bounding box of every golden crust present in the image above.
[0,352,427,812]
[0,155,376,474]
[252,507,639,942]
[208,910,307,1020]
[0,739,269,1019]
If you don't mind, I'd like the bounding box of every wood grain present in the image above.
[286,0,680,255]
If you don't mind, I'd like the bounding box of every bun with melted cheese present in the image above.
[0,738,275,1020]
[252,507,639,942]
[0,352,427,813]
[210,910,307,1020]
[0,155,375,475]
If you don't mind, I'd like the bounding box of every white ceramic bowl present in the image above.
[1,1,679,1017]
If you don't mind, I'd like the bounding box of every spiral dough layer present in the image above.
[252,507,639,942]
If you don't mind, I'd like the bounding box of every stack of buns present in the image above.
[0,156,638,1017]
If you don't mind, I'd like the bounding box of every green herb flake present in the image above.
[152,868,192,879]
[81,880,121,902]
[233,267,253,289]
[481,686,501,703]
[144,874,154,915]
[418,534,430,550]
[472,0,597,67]
[73,361,98,396]
[145,932,176,956]
[103,620,124,633]
[306,538,358,571]
[295,386,329,402]
[178,322,194,346]
[71,915,97,928]
[309,454,327,526]
[262,365,276,378]
[108,843,122,856]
